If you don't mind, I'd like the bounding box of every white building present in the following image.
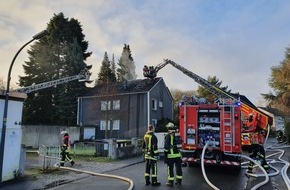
[0,90,26,182]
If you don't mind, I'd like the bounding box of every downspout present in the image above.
[147,91,150,126]
[77,97,82,125]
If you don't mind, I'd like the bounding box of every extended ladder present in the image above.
[221,100,235,152]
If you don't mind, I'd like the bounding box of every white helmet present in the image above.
[166,122,174,128]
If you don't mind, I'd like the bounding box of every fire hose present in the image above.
[54,164,134,190]
[201,141,269,190]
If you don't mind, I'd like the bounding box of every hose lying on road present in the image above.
[240,140,290,189]
[201,142,220,190]
[201,141,269,190]
[54,165,134,190]
[265,142,290,189]
[239,154,269,190]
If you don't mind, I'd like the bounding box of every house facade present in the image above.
[77,77,173,139]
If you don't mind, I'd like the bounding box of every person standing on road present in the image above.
[247,132,269,174]
[142,125,161,186]
[60,131,75,167]
[164,122,183,187]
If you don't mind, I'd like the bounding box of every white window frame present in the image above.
[159,101,163,108]
[112,120,120,130]
[101,101,111,110]
[113,100,120,110]
[100,120,111,130]
[152,119,157,127]
[152,99,157,110]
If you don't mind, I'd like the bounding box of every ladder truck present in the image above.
[143,59,272,169]
[12,69,90,94]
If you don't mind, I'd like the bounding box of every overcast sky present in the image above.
[1,0,290,104]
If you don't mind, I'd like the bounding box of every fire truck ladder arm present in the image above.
[13,69,90,94]
[164,59,237,100]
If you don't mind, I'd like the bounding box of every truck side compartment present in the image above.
[179,101,242,169]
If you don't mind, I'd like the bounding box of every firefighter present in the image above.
[142,125,161,186]
[247,132,269,174]
[164,122,183,186]
[60,131,75,167]
[276,130,286,143]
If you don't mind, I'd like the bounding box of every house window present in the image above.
[101,101,111,110]
[152,119,157,127]
[112,120,120,130]
[152,99,157,110]
[113,100,120,110]
[159,101,163,108]
[100,120,110,130]
[100,120,119,130]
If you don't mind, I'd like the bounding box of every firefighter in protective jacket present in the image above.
[142,125,161,186]
[247,132,269,174]
[164,122,183,186]
[60,131,75,167]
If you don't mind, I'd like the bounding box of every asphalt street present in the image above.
[1,137,289,190]
[50,138,290,190]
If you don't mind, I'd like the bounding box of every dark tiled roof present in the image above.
[84,77,163,97]
[258,107,286,117]
[230,93,257,109]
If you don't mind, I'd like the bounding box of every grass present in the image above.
[26,150,116,163]
[26,151,39,157]
[73,155,116,162]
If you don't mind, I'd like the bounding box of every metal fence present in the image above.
[38,138,143,168]
[38,145,60,170]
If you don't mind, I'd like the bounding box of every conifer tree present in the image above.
[97,52,116,85]
[197,76,230,103]
[117,44,137,81]
[111,54,117,80]
[19,12,92,125]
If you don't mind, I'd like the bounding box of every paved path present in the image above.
[0,155,144,190]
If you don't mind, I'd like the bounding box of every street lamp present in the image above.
[0,30,48,182]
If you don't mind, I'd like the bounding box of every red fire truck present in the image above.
[143,59,272,169]
[179,99,242,168]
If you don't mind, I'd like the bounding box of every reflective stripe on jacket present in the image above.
[143,132,159,160]
[164,133,181,159]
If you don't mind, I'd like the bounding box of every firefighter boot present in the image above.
[247,169,252,174]
[166,180,174,187]
[70,161,75,167]
[151,177,161,186]
[264,165,269,174]
[175,179,182,186]
[145,176,150,186]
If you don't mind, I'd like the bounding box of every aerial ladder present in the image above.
[143,59,272,146]
[144,59,237,100]
[12,69,90,94]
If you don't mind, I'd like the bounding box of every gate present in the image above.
[39,145,60,169]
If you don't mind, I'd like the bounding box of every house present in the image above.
[258,107,286,131]
[77,77,173,139]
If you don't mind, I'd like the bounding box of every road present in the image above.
[50,138,290,190]
[107,159,287,190]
